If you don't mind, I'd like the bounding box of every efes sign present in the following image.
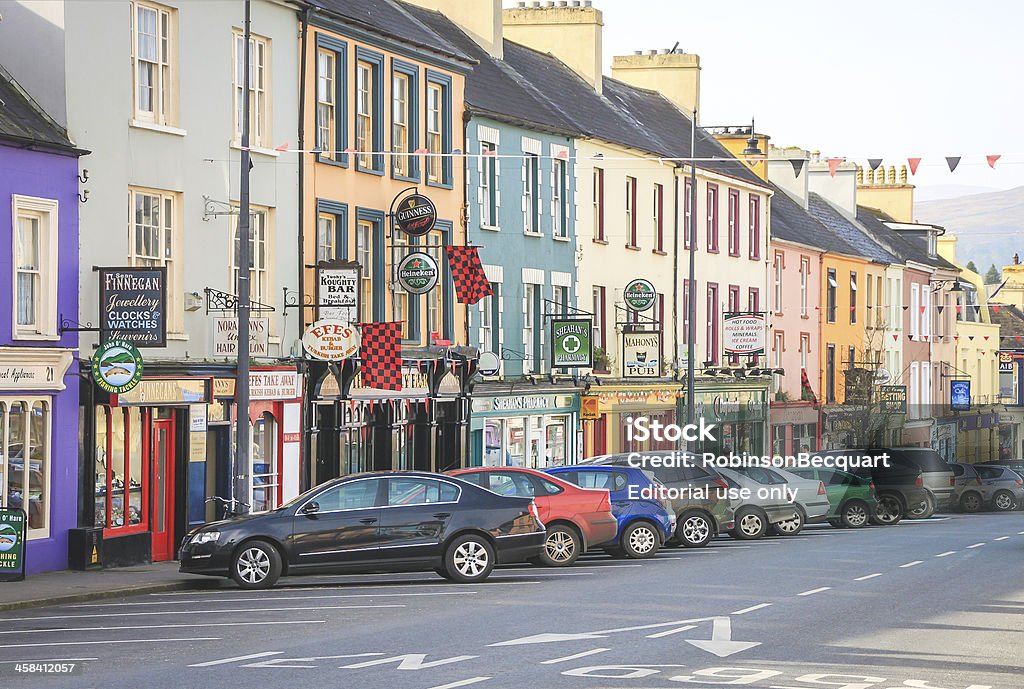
[394,193,437,237]
[302,320,360,361]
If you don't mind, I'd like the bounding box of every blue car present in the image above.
[545,465,675,558]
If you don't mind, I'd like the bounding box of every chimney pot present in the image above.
[900,165,908,184]
[660,48,671,54]
[557,0,568,5]
[647,49,657,55]
[569,0,580,5]
[517,1,526,6]
[583,0,592,6]
[633,50,642,55]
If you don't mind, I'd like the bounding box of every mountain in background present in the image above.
[915,186,1024,273]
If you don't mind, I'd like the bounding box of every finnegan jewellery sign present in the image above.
[0,507,26,582]
[723,312,766,355]
[396,252,439,294]
[91,340,145,395]
[317,260,360,324]
[394,193,437,237]
[623,278,657,312]
[99,267,167,347]
[551,318,593,368]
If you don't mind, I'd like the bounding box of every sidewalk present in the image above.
[0,562,222,612]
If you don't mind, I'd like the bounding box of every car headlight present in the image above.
[192,530,221,545]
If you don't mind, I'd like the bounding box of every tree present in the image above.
[965,260,978,274]
[984,264,1002,285]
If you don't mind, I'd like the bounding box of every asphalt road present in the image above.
[3,512,1023,689]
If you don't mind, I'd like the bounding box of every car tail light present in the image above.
[599,490,612,512]
[869,482,875,492]
[713,478,729,496]
[949,477,955,487]
[528,501,540,520]
[817,481,826,496]
[1016,479,1023,487]
[976,477,983,486]
[915,474,924,488]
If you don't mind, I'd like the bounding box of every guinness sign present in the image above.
[394,193,437,237]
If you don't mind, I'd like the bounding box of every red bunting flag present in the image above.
[984,336,990,341]
[274,141,290,152]
[482,148,497,157]
[956,305,962,314]
[954,335,959,341]
[827,157,843,177]
[359,322,403,391]
[1017,336,1022,342]
[992,304,1001,314]
[987,154,1001,169]
[555,149,569,160]
[446,245,493,305]
[907,158,922,175]
[893,334,899,342]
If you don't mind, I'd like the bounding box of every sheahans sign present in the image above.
[550,318,593,368]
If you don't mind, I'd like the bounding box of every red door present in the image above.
[150,419,177,561]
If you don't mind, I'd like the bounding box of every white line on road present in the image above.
[854,573,883,581]
[0,637,221,649]
[645,624,697,638]
[1,605,403,623]
[1019,531,1024,535]
[936,551,957,557]
[899,561,923,568]
[491,572,594,577]
[540,648,610,664]
[967,543,986,549]
[994,536,1010,541]
[189,652,283,667]
[72,592,476,608]
[798,587,831,596]
[425,677,491,689]
[0,658,98,664]
[2,620,324,635]
[731,603,772,615]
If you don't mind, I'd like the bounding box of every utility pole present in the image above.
[686,109,698,435]
[234,0,252,513]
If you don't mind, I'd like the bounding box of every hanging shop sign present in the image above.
[394,193,437,237]
[118,378,208,405]
[99,267,167,347]
[723,312,766,356]
[622,331,662,378]
[91,339,144,395]
[951,379,971,411]
[580,395,601,420]
[249,370,302,401]
[396,252,440,294]
[317,260,360,324]
[213,317,270,357]
[0,508,27,582]
[302,320,360,361]
[879,385,908,414]
[623,278,657,312]
[478,351,500,377]
[551,318,593,369]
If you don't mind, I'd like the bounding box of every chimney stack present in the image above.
[610,48,700,117]
[404,0,504,58]
[767,146,811,209]
[503,1,604,91]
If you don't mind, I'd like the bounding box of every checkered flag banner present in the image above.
[359,322,403,391]
[445,245,493,305]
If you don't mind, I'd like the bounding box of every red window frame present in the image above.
[728,188,740,257]
[707,184,719,253]
[625,176,638,248]
[99,406,151,538]
[748,195,761,260]
[594,167,606,242]
[653,183,664,253]
[683,177,696,251]
[682,279,690,344]
[707,282,719,364]
[593,285,606,351]
[728,285,741,364]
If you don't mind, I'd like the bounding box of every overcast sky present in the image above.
[503,0,1022,200]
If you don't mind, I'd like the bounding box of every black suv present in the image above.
[817,449,928,525]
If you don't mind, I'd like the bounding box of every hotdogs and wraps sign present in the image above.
[99,267,167,347]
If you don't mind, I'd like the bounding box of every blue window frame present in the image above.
[315,34,348,168]
[403,234,422,342]
[390,58,419,182]
[356,208,386,321]
[435,219,455,340]
[425,70,453,189]
[316,199,349,262]
[355,47,385,175]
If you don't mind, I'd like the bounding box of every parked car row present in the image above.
[178,448,1021,590]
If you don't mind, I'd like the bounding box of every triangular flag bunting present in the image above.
[992,304,1001,314]
[868,158,883,171]
[984,335,990,341]
[986,154,1001,169]
[956,305,963,314]
[555,149,569,160]
[968,335,975,341]
[923,335,929,341]
[827,157,843,177]
[907,158,922,175]
[1017,335,1022,342]
[790,159,805,177]
[920,306,926,313]
[893,334,899,342]
[274,141,290,152]
[945,156,961,172]
[902,305,909,311]
[953,335,959,341]
[936,305,944,313]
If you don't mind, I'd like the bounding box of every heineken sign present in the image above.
[551,318,593,369]
[0,507,27,581]
[91,339,144,395]
[396,252,439,294]
[394,193,437,237]
[623,278,657,312]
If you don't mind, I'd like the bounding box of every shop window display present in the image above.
[1,399,51,535]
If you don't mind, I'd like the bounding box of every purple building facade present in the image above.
[0,65,87,573]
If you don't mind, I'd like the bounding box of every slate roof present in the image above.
[309,0,472,64]
[0,64,79,153]
[990,303,1024,342]
[769,184,857,255]
[856,206,958,272]
[806,193,896,264]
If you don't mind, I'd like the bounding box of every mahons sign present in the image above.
[550,318,593,369]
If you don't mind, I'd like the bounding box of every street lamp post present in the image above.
[686,109,698,432]
[234,0,252,513]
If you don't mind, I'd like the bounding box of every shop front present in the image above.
[769,401,820,457]
[953,410,1000,463]
[691,384,770,457]
[932,420,958,462]
[586,384,682,456]
[469,386,580,468]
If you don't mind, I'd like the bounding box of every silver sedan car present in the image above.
[717,467,800,540]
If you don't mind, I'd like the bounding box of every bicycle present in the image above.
[204,495,250,519]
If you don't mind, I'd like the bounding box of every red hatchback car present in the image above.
[448,467,617,567]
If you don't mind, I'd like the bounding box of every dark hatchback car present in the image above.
[180,472,546,589]
[819,449,928,525]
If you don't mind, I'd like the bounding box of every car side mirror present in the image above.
[301,501,320,516]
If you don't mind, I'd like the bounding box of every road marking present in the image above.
[731,603,772,615]
[0,637,221,649]
[1,605,403,623]
[425,678,491,689]
[854,573,883,581]
[797,587,831,596]
[540,648,610,664]
[498,565,640,571]
[900,561,923,568]
[936,551,957,557]
[189,651,283,667]
[3,620,324,635]
[994,536,1010,541]
[967,542,986,549]
[491,572,594,577]
[0,658,98,664]
[490,617,721,646]
[73,592,476,608]
[646,624,697,639]
[1019,530,1024,535]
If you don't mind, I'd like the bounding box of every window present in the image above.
[356,220,373,322]
[391,71,411,177]
[317,213,336,262]
[799,257,809,317]
[748,287,760,314]
[909,361,919,418]
[231,206,270,311]
[800,333,810,370]
[748,195,761,260]
[921,288,931,338]
[479,292,492,352]
[826,268,837,323]
[356,60,374,170]
[653,183,664,252]
[826,345,836,403]
[728,286,740,364]
[480,142,498,227]
[681,279,690,344]
[876,276,884,327]
[773,252,784,314]
[250,412,278,512]
[1,400,50,536]
[865,275,874,328]
[387,477,458,506]
[554,158,568,238]
[593,168,605,241]
[849,272,858,324]
[683,177,695,250]
[13,196,58,339]
[773,332,784,369]
[707,283,719,364]
[524,283,537,373]
[706,184,719,252]
[486,283,501,352]
[554,285,570,316]
[921,361,931,411]
[910,283,920,338]
[625,177,637,247]
[848,345,856,370]
[316,49,335,158]
[131,1,175,125]
[592,286,606,351]
[524,153,540,233]
[233,31,270,147]
[425,76,452,185]
[727,189,740,256]
[129,188,177,330]
[94,406,143,534]
[315,479,381,511]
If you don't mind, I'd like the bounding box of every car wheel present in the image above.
[535,524,581,567]
[231,540,281,590]
[770,507,804,536]
[676,511,714,548]
[959,492,982,513]
[906,492,935,519]
[620,521,660,559]
[871,494,904,525]
[827,518,844,528]
[731,508,767,540]
[992,490,1016,512]
[841,500,870,528]
[444,534,495,583]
